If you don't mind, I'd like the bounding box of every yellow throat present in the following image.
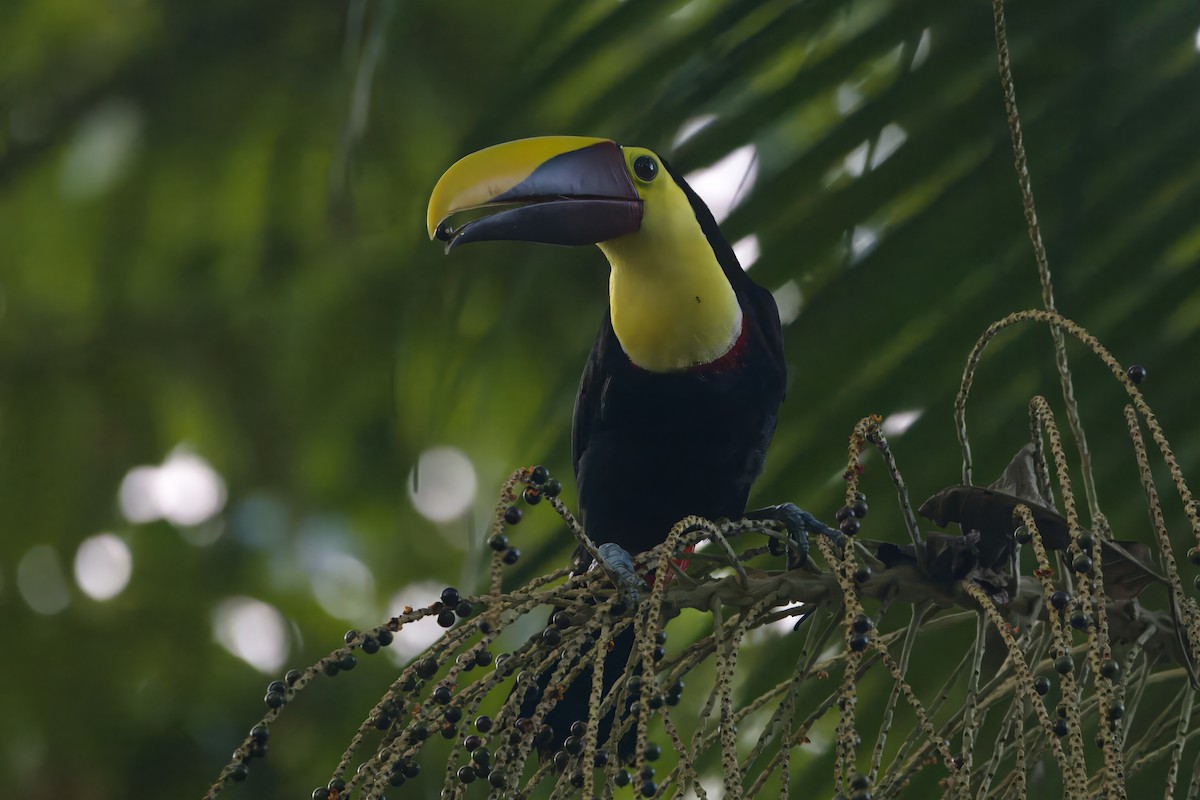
[599,156,742,373]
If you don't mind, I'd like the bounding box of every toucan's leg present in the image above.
[597,542,642,607]
[744,503,844,567]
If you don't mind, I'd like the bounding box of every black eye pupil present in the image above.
[633,156,658,182]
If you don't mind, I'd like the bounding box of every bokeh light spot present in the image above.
[844,141,869,177]
[17,545,70,615]
[118,447,227,528]
[850,224,879,263]
[912,28,932,69]
[733,235,760,270]
[213,597,289,674]
[59,97,143,200]
[119,466,161,523]
[310,551,377,622]
[408,446,477,523]
[388,581,448,662]
[772,280,803,326]
[684,145,758,224]
[871,123,908,168]
[882,409,924,436]
[673,114,717,147]
[74,533,133,601]
[155,449,227,526]
[837,83,864,115]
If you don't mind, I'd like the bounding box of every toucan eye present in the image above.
[633,155,658,182]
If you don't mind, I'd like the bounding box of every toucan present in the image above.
[427,136,837,760]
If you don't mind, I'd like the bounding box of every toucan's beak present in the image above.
[427,136,643,250]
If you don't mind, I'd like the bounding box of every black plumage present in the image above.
[534,163,788,758]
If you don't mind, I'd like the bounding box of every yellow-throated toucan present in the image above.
[428,136,836,760]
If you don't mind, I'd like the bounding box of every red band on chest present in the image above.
[691,323,750,376]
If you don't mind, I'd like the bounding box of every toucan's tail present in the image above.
[520,621,638,762]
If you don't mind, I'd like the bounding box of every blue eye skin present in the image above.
[633,156,658,182]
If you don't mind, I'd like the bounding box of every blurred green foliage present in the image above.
[2,0,1199,797]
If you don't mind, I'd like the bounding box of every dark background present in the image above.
[2,0,1199,797]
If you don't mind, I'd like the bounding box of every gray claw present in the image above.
[597,542,642,608]
[747,503,844,567]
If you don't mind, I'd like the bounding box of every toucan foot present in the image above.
[745,503,844,567]
[597,542,642,609]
